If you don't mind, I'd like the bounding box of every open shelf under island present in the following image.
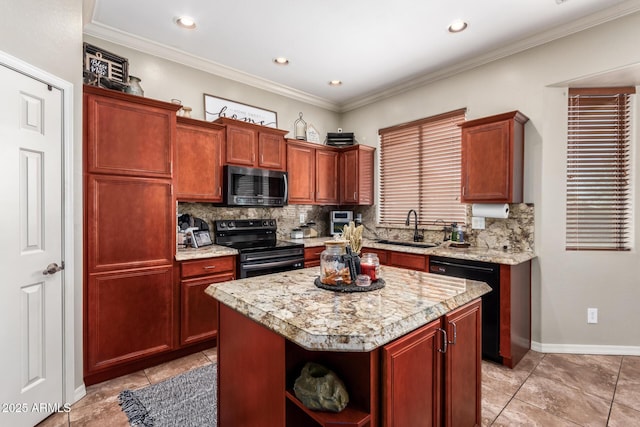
[206,266,492,427]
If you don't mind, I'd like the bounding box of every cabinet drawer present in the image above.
[389,251,428,272]
[181,256,235,279]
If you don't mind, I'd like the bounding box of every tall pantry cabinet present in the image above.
[83,86,180,385]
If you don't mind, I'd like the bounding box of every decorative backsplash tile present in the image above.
[178,202,534,252]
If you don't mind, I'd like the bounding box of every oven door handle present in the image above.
[242,259,302,271]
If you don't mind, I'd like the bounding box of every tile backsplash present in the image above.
[178,202,534,252]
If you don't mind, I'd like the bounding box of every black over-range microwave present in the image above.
[224,165,288,207]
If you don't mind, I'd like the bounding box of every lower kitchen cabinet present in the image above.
[179,256,236,346]
[382,299,481,427]
[304,246,324,268]
[361,247,427,272]
[85,266,175,376]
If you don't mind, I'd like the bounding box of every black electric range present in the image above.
[213,219,304,278]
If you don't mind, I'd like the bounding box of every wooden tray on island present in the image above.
[314,277,385,293]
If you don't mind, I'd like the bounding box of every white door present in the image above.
[0,64,64,426]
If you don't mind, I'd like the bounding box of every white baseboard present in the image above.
[532,341,640,356]
[73,384,87,404]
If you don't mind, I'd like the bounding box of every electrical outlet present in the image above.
[299,213,306,224]
[471,216,485,230]
[587,308,598,324]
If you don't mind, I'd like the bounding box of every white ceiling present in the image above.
[83,0,640,112]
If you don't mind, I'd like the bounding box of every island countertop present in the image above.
[206,266,491,352]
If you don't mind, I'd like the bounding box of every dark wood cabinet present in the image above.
[460,111,529,203]
[315,148,339,204]
[382,299,482,427]
[175,117,225,202]
[86,266,175,372]
[287,140,339,205]
[340,145,375,205]
[388,251,428,272]
[216,117,288,170]
[83,86,180,385]
[382,317,442,426]
[179,256,235,346]
[500,262,532,368]
[303,246,324,268]
[444,299,482,427]
[287,140,316,204]
[287,140,375,206]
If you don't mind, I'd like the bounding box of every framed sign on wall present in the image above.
[204,94,278,128]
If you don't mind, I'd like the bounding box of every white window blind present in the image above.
[379,109,467,226]
[566,87,635,251]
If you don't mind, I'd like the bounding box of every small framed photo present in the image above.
[193,230,213,247]
[306,124,321,143]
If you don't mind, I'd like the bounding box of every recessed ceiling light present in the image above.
[176,16,196,29]
[448,19,468,33]
[329,80,343,86]
[273,57,290,65]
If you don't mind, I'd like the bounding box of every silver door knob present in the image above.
[43,261,65,275]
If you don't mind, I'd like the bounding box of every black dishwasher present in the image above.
[429,255,502,363]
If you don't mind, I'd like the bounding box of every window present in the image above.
[566,87,635,251]
[378,109,467,226]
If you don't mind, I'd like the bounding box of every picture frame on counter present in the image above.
[204,93,278,128]
[193,230,213,247]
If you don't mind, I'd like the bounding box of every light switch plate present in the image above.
[471,216,485,230]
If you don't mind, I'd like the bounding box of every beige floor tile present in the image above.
[69,399,129,427]
[607,402,640,426]
[144,351,211,384]
[481,382,513,426]
[493,399,581,426]
[532,353,620,402]
[514,372,611,426]
[613,356,640,412]
[72,370,149,410]
[203,346,218,363]
[482,357,535,396]
[36,410,69,427]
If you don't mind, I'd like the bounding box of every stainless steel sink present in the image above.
[375,239,438,249]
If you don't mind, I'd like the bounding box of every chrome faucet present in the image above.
[405,209,424,242]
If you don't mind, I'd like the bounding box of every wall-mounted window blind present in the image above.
[566,87,635,251]
[379,109,466,226]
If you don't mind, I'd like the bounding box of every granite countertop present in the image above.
[175,245,237,261]
[206,266,491,352]
[292,237,536,265]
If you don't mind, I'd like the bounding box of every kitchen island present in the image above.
[206,266,491,427]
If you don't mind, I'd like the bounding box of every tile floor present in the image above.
[37,349,640,426]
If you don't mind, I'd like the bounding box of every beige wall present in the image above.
[0,0,85,394]
[341,12,640,352]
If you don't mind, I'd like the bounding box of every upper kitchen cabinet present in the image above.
[460,111,529,203]
[340,145,375,205]
[286,140,339,205]
[215,117,288,170]
[175,117,225,202]
[84,85,178,178]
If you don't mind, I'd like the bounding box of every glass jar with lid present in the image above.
[320,240,350,285]
[360,253,380,281]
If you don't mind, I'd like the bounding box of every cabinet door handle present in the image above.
[203,266,217,270]
[447,321,457,345]
[353,191,357,200]
[437,328,448,353]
